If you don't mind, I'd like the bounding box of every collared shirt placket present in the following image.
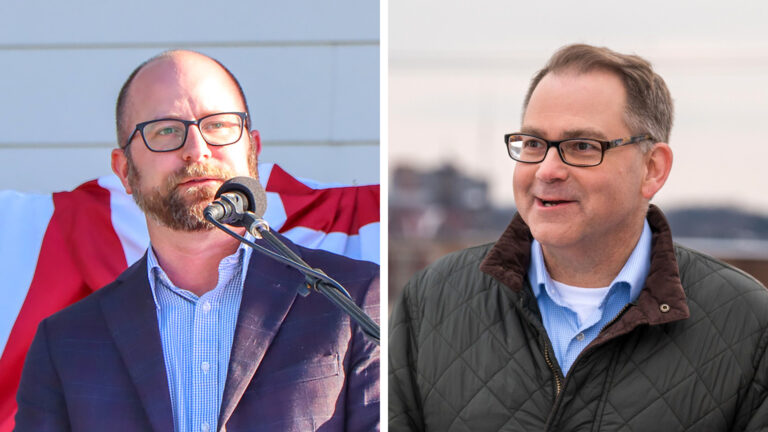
[191,289,221,432]
[147,239,252,432]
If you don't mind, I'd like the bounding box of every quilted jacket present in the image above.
[389,206,768,431]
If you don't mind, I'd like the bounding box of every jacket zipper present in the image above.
[524,291,564,399]
[598,303,632,334]
[543,345,562,396]
[543,303,633,431]
[542,339,565,432]
[544,302,630,400]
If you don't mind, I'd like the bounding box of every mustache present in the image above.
[166,163,233,189]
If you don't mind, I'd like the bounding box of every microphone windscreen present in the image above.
[215,176,268,218]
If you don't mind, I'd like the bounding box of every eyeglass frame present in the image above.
[122,111,249,152]
[503,132,653,167]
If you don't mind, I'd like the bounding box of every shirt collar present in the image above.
[146,232,255,307]
[528,219,652,303]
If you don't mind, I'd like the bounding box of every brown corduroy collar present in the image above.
[479,205,690,333]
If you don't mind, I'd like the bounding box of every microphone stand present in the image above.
[205,211,380,345]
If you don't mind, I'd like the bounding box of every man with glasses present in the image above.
[15,50,380,431]
[390,44,768,431]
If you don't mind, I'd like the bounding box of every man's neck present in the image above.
[540,220,646,288]
[147,220,245,297]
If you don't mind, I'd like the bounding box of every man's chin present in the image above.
[144,199,216,232]
[529,223,583,249]
[180,202,217,231]
[152,214,215,232]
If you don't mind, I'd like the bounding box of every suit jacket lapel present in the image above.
[218,238,305,428]
[99,256,175,432]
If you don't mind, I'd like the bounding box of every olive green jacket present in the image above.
[389,206,768,431]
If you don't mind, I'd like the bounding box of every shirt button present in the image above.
[576,332,585,341]
[201,422,210,432]
[202,301,211,313]
[201,361,210,373]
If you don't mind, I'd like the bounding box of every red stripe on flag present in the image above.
[265,165,380,234]
[0,180,127,432]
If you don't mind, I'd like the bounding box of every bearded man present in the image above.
[15,50,380,432]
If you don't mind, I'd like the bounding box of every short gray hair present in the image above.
[524,44,674,148]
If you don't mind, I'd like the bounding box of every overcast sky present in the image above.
[389,0,768,214]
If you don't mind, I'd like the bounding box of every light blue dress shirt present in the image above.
[147,236,254,432]
[528,220,651,375]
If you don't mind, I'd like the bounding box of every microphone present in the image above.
[204,176,267,226]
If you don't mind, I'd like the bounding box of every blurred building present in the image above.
[389,164,514,304]
[390,164,511,239]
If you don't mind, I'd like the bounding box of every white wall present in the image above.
[0,0,380,192]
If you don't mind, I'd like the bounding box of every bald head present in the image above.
[115,50,250,148]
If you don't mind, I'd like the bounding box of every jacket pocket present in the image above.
[247,352,340,390]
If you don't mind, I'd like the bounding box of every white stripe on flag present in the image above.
[258,163,274,188]
[0,191,54,353]
[263,191,288,231]
[280,222,380,264]
[98,175,149,267]
[358,222,380,264]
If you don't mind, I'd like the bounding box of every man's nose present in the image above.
[535,146,569,182]
[181,125,212,162]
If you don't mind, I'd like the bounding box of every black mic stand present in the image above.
[205,211,380,345]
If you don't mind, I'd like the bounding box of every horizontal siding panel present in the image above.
[0,0,378,44]
[332,46,380,140]
[0,46,378,145]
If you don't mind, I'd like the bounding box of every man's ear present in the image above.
[641,142,673,200]
[111,148,133,194]
[249,129,262,157]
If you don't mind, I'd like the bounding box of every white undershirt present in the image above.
[550,280,611,326]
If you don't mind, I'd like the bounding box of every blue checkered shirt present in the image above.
[147,236,254,432]
[528,220,651,375]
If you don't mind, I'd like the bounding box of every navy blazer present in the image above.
[15,236,380,431]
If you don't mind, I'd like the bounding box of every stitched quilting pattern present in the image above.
[389,243,768,431]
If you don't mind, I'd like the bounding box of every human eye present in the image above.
[569,140,601,153]
[157,126,178,136]
[202,115,240,133]
[145,121,184,139]
[206,121,226,130]
[522,138,544,149]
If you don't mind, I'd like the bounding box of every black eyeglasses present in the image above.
[124,112,248,152]
[504,133,652,167]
